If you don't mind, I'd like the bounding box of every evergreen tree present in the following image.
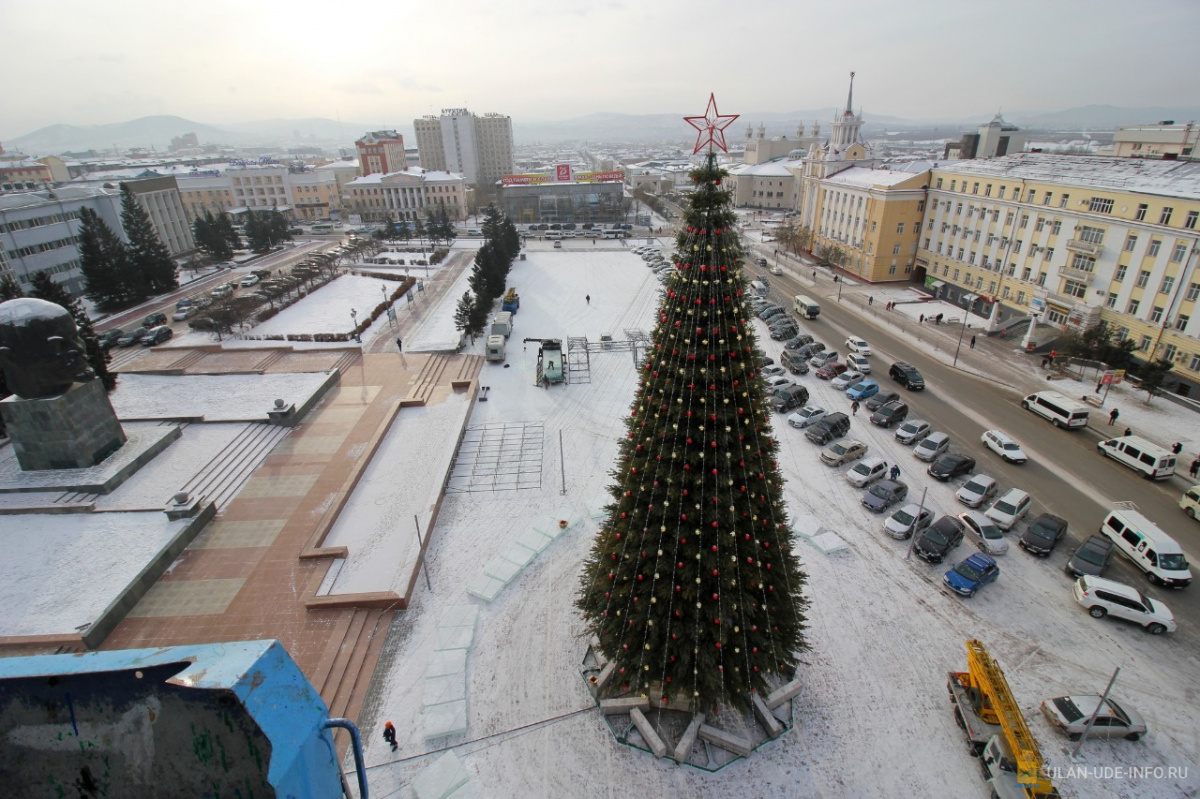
[467,292,490,341]
[575,152,808,713]
[454,291,477,343]
[1138,357,1174,403]
[193,210,234,260]
[29,271,116,391]
[78,206,140,310]
[120,183,177,294]
[218,213,242,251]
[244,210,271,253]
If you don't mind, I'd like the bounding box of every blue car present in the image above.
[943,553,1000,597]
[846,380,880,401]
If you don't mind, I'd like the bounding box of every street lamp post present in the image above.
[350,308,360,343]
[952,293,978,368]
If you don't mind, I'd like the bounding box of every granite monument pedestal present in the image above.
[1,379,127,471]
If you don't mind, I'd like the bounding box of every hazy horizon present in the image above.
[4,0,1199,142]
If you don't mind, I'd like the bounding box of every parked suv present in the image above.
[1073,575,1176,634]
[870,400,909,428]
[142,311,168,328]
[889,362,925,390]
[1065,535,1115,578]
[771,385,810,413]
[781,350,810,375]
[1019,513,1069,556]
[807,412,851,445]
[914,515,965,564]
[865,390,901,413]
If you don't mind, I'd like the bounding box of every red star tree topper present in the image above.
[684,94,740,154]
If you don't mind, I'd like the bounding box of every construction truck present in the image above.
[948,640,1060,799]
[523,338,564,387]
[502,288,520,313]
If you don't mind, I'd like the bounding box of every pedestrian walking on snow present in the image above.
[851,400,860,415]
[1124,427,1132,437]
[585,294,591,305]
[889,464,900,481]
[969,335,976,349]
[868,295,874,306]
[1172,442,1183,455]
[396,337,402,353]
[920,314,925,324]
[1191,457,1200,479]
[1108,408,1119,426]
[383,721,397,752]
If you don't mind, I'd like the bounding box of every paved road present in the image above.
[756,258,1200,633]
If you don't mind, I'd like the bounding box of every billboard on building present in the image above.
[500,169,623,187]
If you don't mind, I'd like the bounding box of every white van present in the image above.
[1096,435,1176,480]
[546,230,563,240]
[491,311,513,338]
[1099,507,1192,588]
[793,294,820,319]
[1181,485,1200,521]
[749,280,768,298]
[1022,391,1090,429]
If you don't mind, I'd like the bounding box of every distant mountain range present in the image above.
[6,105,1199,156]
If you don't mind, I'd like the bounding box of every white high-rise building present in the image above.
[413,109,513,196]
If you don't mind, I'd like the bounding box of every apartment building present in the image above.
[918,153,1200,394]
[344,168,467,223]
[413,109,513,196]
[355,131,407,176]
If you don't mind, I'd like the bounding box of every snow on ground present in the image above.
[110,372,331,421]
[361,251,1199,799]
[252,274,404,337]
[404,260,474,353]
[321,393,470,596]
[0,512,190,637]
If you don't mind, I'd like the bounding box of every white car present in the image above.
[787,405,827,429]
[770,264,784,275]
[765,375,794,390]
[847,353,871,374]
[845,336,872,356]
[895,420,931,445]
[830,370,864,390]
[239,274,260,287]
[1073,575,1176,634]
[884,503,935,540]
[982,429,1028,464]
[762,365,787,378]
[984,488,1032,531]
[846,456,889,488]
[959,510,1008,555]
[956,474,999,508]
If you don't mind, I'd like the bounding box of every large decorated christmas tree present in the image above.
[577,96,808,714]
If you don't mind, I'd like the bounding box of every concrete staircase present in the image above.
[180,423,291,510]
[309,607,394,723]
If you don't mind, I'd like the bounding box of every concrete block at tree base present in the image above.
[515,527,553,555]
[698,724,753,758]
[752,693,784,738]
[629,707,668,758]
[426,649,467,678]
[591,661,616,694]
[466,573,504,603]
[599,696,649,715]
[412,750,469,798]
[809,531,849,554]
[766,678,804,710]
[672,713,705,763]
[444,781,481,799]
[434,624,476,652]
[792,513,822,539]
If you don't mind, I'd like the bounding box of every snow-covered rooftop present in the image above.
[347,167,464,186]
[728,159,801,177]
[934,153,1200,199]
[823,164,928,189]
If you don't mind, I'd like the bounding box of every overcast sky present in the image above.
[3,0,1198,140]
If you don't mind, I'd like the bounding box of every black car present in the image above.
[117,327,149,347]
[1020,513,1069,556]
[928,453,976,481]
[770,324,799,340]
[98,328,124,350]
[889,362,925,390]
[862,480,909,513]
[1064,535,1115,577]
[865,390,901,413]
[796,342,826,360]
[142,311,168,328]
[784,334,815,350]
[806,412,851,445]
[914,516,965,563]
[759,306,787,320]
[870,400,909,428]
[771,385,810,413]
[142,325,173,346]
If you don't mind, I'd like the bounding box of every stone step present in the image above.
[326,609,392,724]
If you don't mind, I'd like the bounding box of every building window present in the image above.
[1186,282,1200,301]
[1045,247,1055,260]
[936,178,943,189]
[1127,299,1140,314]
[953,268,960,281]
[1138,335,1152,351]
[950,180,957,192]
[1115,264,1128,282]
[1148,240,1162,257]
[1164,344,1178,361]
[1027,189,1036,202]
[1051,220,1062,235]
[1088,197,1114,214]
[1020,214,1029,229]
[1124,234,1138,251]
[1059,194,1070,208]
[1186,210,1198,230]
[1160,207,1174,225]
[1105,293,1118,308]
[989,280,996,292]
[1071,253,1096,271]
[892,243,901,255]
[984,184,992,197]
[1022,267,1032,281]
[1064,280,1087,298]
[1171,242,1187,263]
[1136,270,1151,287]
[1150,306,1165,323]
[1003,286,1012,299]
[924,238,930,249]
[1160,276,1176,294]
[889,262,897,275]
[998,187,1006,199]
[1115,327,1128,342]
[1017,291,1026,304]
[896,222,905,234]
[1190,354,1200,372]
[1038,273,1047,286]
[1135,203,1148,221]
[1042,192,1051,205]
[1035,217,1046,232]
[1078,226,1105,244]
[1176,314,1190,331]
